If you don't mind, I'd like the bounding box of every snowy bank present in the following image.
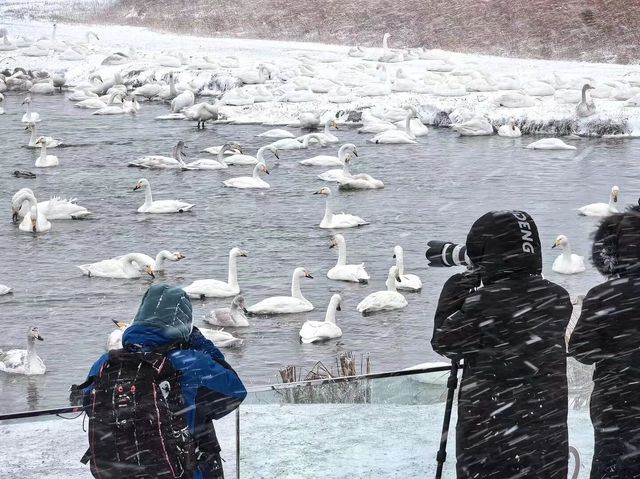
[2,20,640,137]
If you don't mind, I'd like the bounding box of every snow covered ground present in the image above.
[2,19,640,136]
[0,402,593,478]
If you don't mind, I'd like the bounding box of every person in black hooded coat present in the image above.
[431,210,572,479]
[568,206,640,479]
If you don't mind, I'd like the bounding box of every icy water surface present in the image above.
[0,93,637,413]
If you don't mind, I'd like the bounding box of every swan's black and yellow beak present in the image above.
[12,211,18,223]
[336,305,342,311]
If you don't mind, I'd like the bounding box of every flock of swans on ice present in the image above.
[0,23,630,375]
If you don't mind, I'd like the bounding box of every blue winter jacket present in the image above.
[83,285,247,478]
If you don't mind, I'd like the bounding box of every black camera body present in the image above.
[426,240,470,267]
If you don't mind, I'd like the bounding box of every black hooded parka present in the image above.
[569,206,640,479]
[432,210,572,479]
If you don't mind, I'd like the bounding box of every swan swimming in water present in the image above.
[25,122,62,147]
[118,250,186,273]
[257,128,296,139]
[299,143,357,167]
[16,199,51,233]
[204,295,250,327]
[224,144,278,166]
[34,137,59,167]
[0,284,12,295]
[327,234,369,283]
[184,247,247,299]
[270,133,326,150]
[576,83,596,118]
[11,188,91,222]
[21,96,40,123]
[579,186,619,217]
[247,267,314,314]
[199,329,244,348]
[185,143,242,170]
[337,155,385,190]
[128,140,190,169]
[78,253,155,279]
[525,138,576,150]
[315,186,368,229]
[357,266,408,314]
[452,116,494,136]
[551,235,586,274]
[497,118,522,137]
[223,162,271,189]
[393,245,422,291]
[0,327,45,375]
[183,101,219,128]
[369,107,418,144]
[133,178,195,213]
[299,294,343,344]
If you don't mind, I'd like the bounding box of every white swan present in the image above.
[106,320,129,350]
[579,186,619,217]
[257,128,296,139]
[199,328,244,348]
[270,133,326,150]
[497,118,522,138]
[78,253,155,279]
[34,137,59,167]
[93,95,137,115]
[308,119,339,144]
[186,143,242,170]
[223,162,271,189]
[0,327,45,375]
[224,144,278,166]
[357,266,408,314]
[318,154,353,182]
[551,235,586,274]
[299,294,343,344]
[327,234,369,283]
[204,295,250,327]
[299,143,357,167]
[525,138,576,150]
[452,116,494,136]
[21,96,40,123]
[315,186,368,229]
[576,83,596,118]
[184,247,247,299]
[369,108,418,144]
[26,122,62,147]
[133,178,195,213]
[120,250,186,273]
[393,245,422,291]
[128,140,189,169]
[247,267,314,314]
[11,188,91,221]
[337,156,384,190]
[0,284,12,295]
[183,102,219,129]
[171,90,195,112]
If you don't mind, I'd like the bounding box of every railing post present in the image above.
[236,406,240,479]
[435,361,459,479]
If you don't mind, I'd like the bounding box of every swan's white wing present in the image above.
[397,274,422,291]
[184,280,236,298]
[299,321,342,343]
[248,296,313,314]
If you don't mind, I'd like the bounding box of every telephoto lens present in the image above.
[426,240,470,267]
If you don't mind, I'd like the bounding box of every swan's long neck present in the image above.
[252,163,262,179]
[106,91,119,106]
[395,249,405,275]
[217,146,227,163]
[169,75,177,97]
[25,101,31,116]
[143,184,153,206]
[291,272,305,299]
[52,24,57,41]
[609,193,617,209]
[581,86,588,102]
[26,337,37,364]
[173,146,187,166]
[323,195,333,224]
[382,34,389,50]
[29,126,37,145]
[336,238,348,265]
[324,299,339,324]
[386,272,398,292]
[562,244,573,261]
[39,141,48,158]
[122,254,146,275]
[404,114,412,135]
[155,251,169,271]
[227,253,239,289]
[338,145,348,162]
[256,146,267,163]
[324,121,330,136]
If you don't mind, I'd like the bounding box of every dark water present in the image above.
[0,93,637,413]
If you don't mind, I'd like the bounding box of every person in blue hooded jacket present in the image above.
[82,284,247,479]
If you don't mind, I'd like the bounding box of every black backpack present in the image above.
[83,347,196,479]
